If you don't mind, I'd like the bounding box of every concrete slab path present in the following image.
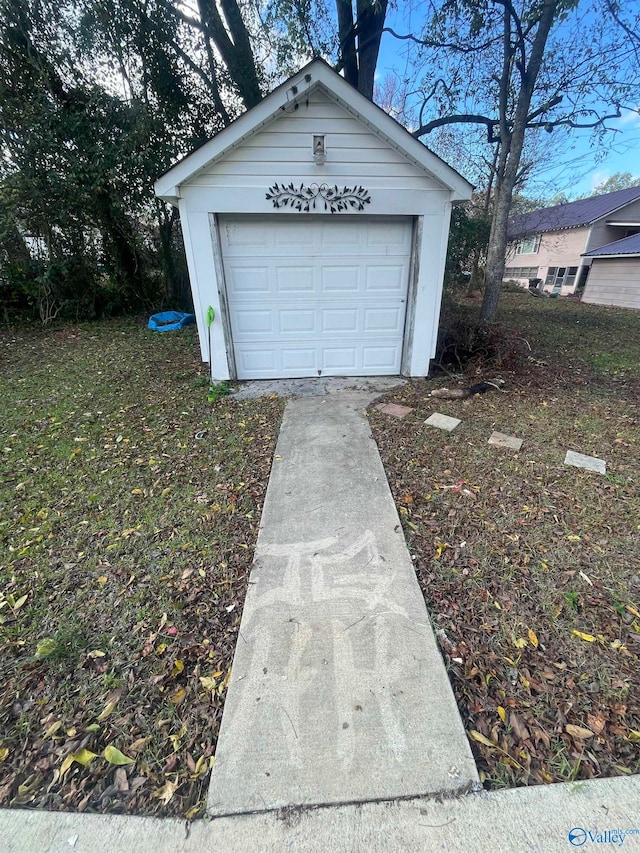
[207,392,478,816]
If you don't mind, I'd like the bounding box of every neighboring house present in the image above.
[504,186,640,296]
[155,58,471,381]
[581,233,640,310]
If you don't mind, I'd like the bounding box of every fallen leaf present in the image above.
[171,660,184,677]
[34,637,58,659]
[169,688,186,705]
[59,749,98,778]
[12,594,28,611]
[497,706,507,723]
[129,736,152,754]
[73,748,98,766]
[103,745,134,765]
[565,724,594,740]
[587,714,606,736]
[97,688,124,721]
[469,730,498,748]
[572,630,596,642]
[0,747,9,761]
[628,730,640,742]
[153,777,179,805]
[528,629,539,648]
[510,713,530,742]
[114,767,129,792]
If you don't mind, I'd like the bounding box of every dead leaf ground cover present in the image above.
[369,293,640,788]
[0,318,284,816]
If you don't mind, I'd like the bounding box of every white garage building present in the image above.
[155,59,472,380]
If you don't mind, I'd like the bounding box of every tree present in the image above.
[400,0,640,322]
[588,172,640,197]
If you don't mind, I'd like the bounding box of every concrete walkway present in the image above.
[207,392,478,815]
[4,775,640,851]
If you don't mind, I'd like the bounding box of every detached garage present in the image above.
[155,59,472,380]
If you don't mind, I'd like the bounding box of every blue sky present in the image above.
[373,6,640,200]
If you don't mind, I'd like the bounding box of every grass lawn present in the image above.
[370,293,640,788]
[0,319,284,817]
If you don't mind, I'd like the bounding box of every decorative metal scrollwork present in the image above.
[265,182,371,213]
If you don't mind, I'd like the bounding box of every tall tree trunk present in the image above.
[336,0,358,89]
[356,0,388,99]
[197,0,262,109]
[480,0,559,322]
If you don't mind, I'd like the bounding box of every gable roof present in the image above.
[155,58,472,203]
[583,232,640,257]
[508,185,640,239]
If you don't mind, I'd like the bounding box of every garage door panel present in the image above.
[275,267,315,293]
[220,216,411,379]
[321,308,359,333]
[282,348,317,370]
[320,266,360,292]
[365,264,408,292]
[233,309,274,335]
[364,307,404,332]
[362,345,401,370]
[322,347,358,370]
[238,348,277,374]
[223,221,271,251]
[279,309,315,333]
[225,266,272,295]
[273,221,315,249]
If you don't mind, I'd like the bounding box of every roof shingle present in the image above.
[509,186,640,238]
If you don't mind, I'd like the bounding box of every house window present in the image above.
[514,234,541,254]
[504,266,539,279]
[545,266,578,289]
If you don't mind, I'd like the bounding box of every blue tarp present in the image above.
[148,311,196,332]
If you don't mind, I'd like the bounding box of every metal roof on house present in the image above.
[508,186,640,238]
[583,232,640,257]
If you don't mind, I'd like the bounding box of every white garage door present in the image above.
[219,215,412,379]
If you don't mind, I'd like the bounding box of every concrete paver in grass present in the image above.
[374,402,414,418]
[488,431,523,451]
[564,450,607,474]
[207,393,478,816]
[424,412,461,432]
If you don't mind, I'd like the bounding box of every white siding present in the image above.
[182,89,447,216]
[582,257,640,310]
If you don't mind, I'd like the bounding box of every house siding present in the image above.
[585,197,640,253]
[505,227,590,293]
[582,257,640,310]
